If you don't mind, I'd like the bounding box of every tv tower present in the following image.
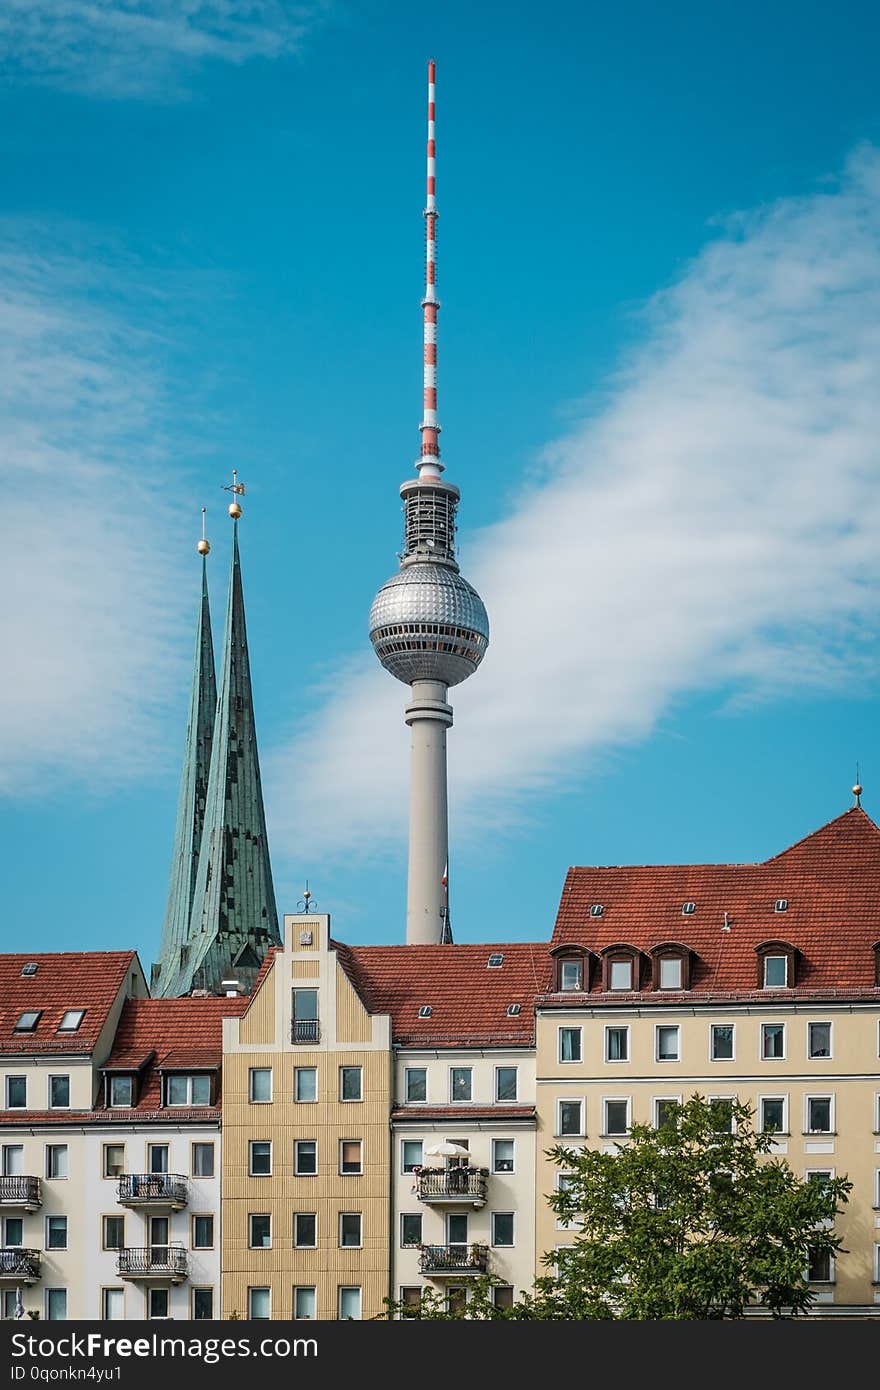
[369,60,490,945]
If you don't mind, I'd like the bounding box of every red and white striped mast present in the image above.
[419,58,442,481]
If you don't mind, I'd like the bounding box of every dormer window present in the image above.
[660,957,682,988]
[109,1075,133,1107]
[609,959,632,989]
[560,960,582,991]
[756,941,798,989]
[551,945,590,993]
[165,1073,212,1106]
[14,1011,41,1033]
[873,942,880,988]
[649,943,692,991]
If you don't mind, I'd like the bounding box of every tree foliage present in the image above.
[382,1097,851,1321]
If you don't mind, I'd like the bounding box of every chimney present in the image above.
[220,978,243,997]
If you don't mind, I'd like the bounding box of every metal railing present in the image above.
[117,1246,188,1279]
[117,1174,189,1205]
[291,1019,320,1044]
[419,1244,488,1275]
[0,1176,41,1207]
[416,1168,488,1204]
[0,1249,41,1280]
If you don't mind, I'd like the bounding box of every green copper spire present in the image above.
[162,520,280,997]
[152,555,217,997]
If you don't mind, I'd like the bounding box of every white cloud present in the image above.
[266,145,880,864]
[1,225,193,796]
[0,0,327,98]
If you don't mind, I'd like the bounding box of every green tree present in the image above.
[382,1097,851,1321]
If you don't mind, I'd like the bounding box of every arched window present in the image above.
[600,945,642,993]
[648,943,693,991]
[549,945,591,993]
[755,940,798,989]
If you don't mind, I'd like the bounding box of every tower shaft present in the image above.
[405,680,452,943]
[419,58,441,480]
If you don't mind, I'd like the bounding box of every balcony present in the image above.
[117,1174,189,1211]
[117,1246,188,1283]
[416,1167,488,1208]
[0,1176,42,1211]
[291,1019,320,1044]
[419,1244,489,1277]
[0,1249,41,1283]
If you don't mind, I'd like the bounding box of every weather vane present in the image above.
[197,507,210,556]
[297,881,317,914]
[224,469,246,520]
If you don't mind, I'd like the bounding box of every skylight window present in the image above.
[507,1004,521,1016]
[682,902,696,915]
[20,963,38,977]
[487,953,504,967]
[58,1010,85,1033]
[589,904,604,917]
[14,1010,42,1032]
[418,1005,432,1018]
[774,899,789,913]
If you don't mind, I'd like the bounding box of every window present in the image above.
[295,1067,317,1103]
[14,1011,41,1033]
[806,1096,833,1133]
[339,1213,362,1248]
[590,904,604,917]
[496,1067,518,1102]
[191,1143,214,1177]
[249,1214,271,1249]
[656,1025,680,1062]
[400,1213,422,1247]
[102,1216,124,1251]
[605,1026,629,1062]
[292,989,319,1043]
[2,1146,23,1177]
[108,1076,133,1108]
[450,1067,472,1102]
[295,1141,317,1176]
[604,1099,630,1136]
[249,1068,272,1103]
[2,1291,17,1320]
[711,1025,734,1061]
[293,1287,316,1320]
[338,1287,361,1320]
[762,1023,785,1059]
[249,1141,272,1176]
[418,1006,432,1019]
[248,1287,270,1320]
[807,1248,833,1283]
[447,1288,467,1316]
[147,1289,168,1320]
[166,1073,212,1106]
[48,1075,70,1109]
[103,1145,125,1178]
[560,959,582,992]
[294,1213,317,1248]
[45,1145,68,1179]
[609,959,633,991]
[399,1287,422,1318]
[45,1289,67,1321]
[148,1144,168,1175]
[58,1011,85,1033]
[401,1141,423,1174]
[492,1139,515,1174]
[487,953,504,968]
[404,1068,427,1103]
[507,1004,521,1017]
[493,1286,514,1310]
[102,1289,124,1320]
[340,1067,362,1102]
[6,1076,26,1109]
[654,1097,680,1130]
[809,1022,832,1059]
[448,1213,468,1247]
[4,1219,22,1247]
[763,955,788,987]
[659,957,683,989]
[192,1216,214,1249]
[759,1096,787,1134]
[46,1215,68,1250]
[559,1028,582,1063]
[709,1098,735,1133]
[339,1140,362,1175]
[774,899,789,913]
[558,1100,584,1137]
[491,1212,515,1247]
[192,1289,213,1320]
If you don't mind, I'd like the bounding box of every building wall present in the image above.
[535,1003,880,1309]
[220,915,393,1321]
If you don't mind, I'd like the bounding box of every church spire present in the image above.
[159,491,280,997]
[152,522,217,996]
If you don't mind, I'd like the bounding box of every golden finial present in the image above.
[853,764,862,807]
[197,507,211,556]
[224,468,246,520]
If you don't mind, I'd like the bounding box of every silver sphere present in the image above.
[370,561,489,687]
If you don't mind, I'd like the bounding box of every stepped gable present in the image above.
[339,941,550,1046]
[550,807,880,998]
[0,951,139,1054]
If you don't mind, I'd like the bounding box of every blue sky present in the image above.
[2,0,880,965]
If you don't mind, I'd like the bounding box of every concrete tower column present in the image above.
[404,679,453,944]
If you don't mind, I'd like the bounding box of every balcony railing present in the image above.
[291,1019,320,1044]
[416,1168,488,1207]
[117,1174,189,1209]
[419,1244,489,1276]
[117,1246,188,1282]
[0,1249,41,1282]
[0,1176,42,1210]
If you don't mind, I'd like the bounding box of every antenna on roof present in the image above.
[853,765,862,808]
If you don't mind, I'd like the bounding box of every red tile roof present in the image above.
[0,952,139,1054]
[337,942,548,1046]
[392,1106,537,1124]
[549,808,880,1002]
